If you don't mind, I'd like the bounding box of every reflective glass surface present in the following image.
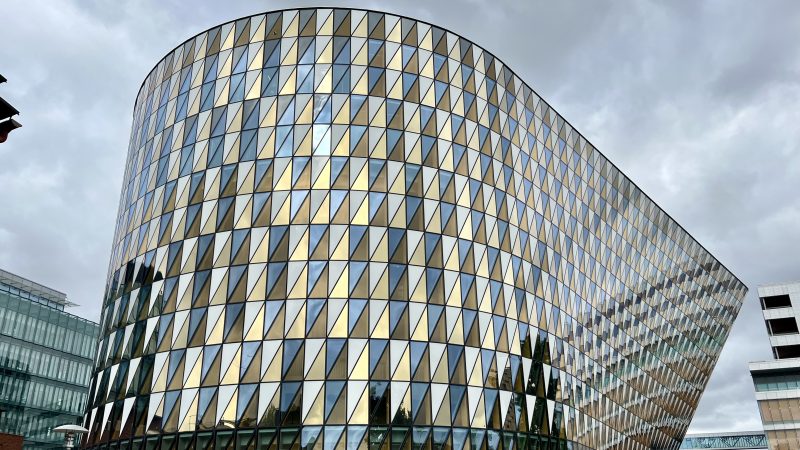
[680,432,767,449]
[753,371,800,392]
[0,283,99,448]
[84,8,747,450]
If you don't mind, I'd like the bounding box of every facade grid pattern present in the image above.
[84,8,747,450]
[0,278,99,449]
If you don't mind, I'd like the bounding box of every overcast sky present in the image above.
[2,0,798,434]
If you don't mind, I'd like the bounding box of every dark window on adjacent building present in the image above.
[768,318,800,336]
[762,294,792,310]
[774,344,800,359]
[753,372,800,391]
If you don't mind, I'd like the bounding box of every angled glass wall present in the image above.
[84,8,747,450]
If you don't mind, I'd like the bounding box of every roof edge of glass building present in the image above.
[131,7,747,295]
[0,268,75,309]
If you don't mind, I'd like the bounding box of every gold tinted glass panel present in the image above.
[84,8,747,450]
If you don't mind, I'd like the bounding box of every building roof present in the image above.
[0,267,75,307]
[135,7,748,297]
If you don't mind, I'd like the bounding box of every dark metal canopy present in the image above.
[0,95,19,121]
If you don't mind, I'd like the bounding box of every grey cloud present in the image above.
[2,0,799,434]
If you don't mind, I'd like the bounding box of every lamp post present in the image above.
[52,424,89,449]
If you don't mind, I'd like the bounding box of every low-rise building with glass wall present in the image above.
[680,431,767,449]
[84,8,747,450]
[0,268,99,449]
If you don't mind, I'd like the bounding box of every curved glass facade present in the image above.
[680,432,767,449]
[85,8,747,450]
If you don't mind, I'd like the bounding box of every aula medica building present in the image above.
[83,8,747,450]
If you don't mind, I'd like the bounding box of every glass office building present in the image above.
[0,268,99,449]
[84,8,747,450]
